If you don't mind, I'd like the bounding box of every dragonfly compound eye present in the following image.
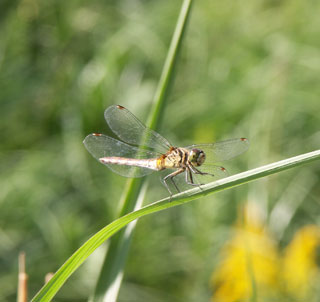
[190,149,206,166]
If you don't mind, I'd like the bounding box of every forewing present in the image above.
[83,133,158,177]
[104,105,171,153]
[186,138,249,164]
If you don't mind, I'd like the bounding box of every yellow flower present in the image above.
[282,225,320,299]
[211,204,320,302]
[211,206,279,302]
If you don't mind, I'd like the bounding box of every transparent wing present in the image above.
[104,105,172,153]
[83,133,159,177]
[194,164,229,182]
[185,138,249,164]
[184,165,228,191]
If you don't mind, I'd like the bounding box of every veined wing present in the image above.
[185,138,249,164]
[83,133,159,177]
[104,105,172,153]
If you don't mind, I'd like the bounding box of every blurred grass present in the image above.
[1,0,320,301]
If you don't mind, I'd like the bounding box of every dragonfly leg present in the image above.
[188,163,215,177]
[162,178,173,197]
[186,167,203,189]
[163,168,185,197]
[185,168,203,187]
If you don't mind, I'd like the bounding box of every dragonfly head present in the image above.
[189,148,206,166]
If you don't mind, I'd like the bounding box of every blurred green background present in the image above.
[1,0,320,301]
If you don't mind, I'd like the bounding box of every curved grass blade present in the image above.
[32,149,320,301]
[91,1,194,301]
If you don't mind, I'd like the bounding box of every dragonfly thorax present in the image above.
[188,148,206,166]
[161,147,206,170]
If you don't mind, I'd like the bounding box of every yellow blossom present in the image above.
[282,225,320,299]
[211,207,320,302]
[211,206,278,302]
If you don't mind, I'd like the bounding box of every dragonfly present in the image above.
[83,105,249,196]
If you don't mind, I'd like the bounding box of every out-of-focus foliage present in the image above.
[0,0,319,301]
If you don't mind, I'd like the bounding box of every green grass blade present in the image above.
[148,0,193,129]
[91,1,193,301]
[32,149,320,302]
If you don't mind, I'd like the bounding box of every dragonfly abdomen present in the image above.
[99,157,159,171]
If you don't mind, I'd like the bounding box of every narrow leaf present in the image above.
[32,149,320,302]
